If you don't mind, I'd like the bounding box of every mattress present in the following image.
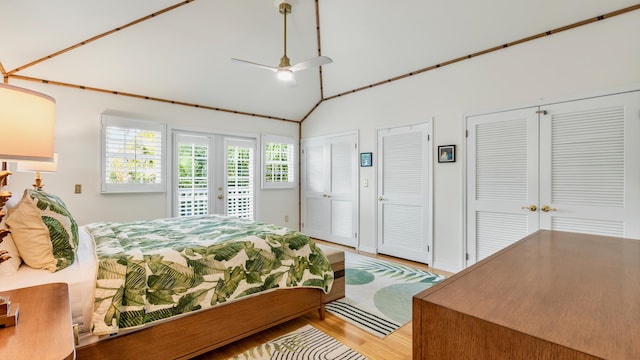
[0,226,97,333]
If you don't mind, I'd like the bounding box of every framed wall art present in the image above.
[360,152,373,167]
[438,145,455,163]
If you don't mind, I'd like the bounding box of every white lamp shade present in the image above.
[0,83,55,161]
[17,153,58,173]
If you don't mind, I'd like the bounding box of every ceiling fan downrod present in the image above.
[278,2,292,68]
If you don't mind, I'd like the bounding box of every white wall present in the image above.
[5,80,301,228]
[302,11,640,272]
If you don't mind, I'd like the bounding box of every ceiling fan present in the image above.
[231,1,332,84]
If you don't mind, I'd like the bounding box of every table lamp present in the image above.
[0,83,56,263]
[17,153,58,190]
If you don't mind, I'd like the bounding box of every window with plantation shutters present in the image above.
[101,115,165,193]
[262,135,295,189]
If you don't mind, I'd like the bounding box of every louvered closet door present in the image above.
[377,123,432,264]
[539,92,640,237]
[466,108,539,264]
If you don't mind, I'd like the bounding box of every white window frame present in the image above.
[261,134,296,189]
[101,114,166,193]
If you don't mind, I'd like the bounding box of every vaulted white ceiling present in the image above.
[1,0,638,121]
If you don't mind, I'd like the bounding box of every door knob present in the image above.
[541,205,556,212]
[521,205,537,212]
[217,194,223,200]
[378,196,384,201]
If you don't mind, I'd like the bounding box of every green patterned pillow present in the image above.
[28,190,79,271]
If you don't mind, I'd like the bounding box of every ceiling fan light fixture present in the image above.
[276,69,293,81]
[232,0,332,84]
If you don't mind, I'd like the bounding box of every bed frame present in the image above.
[77,288,326,359]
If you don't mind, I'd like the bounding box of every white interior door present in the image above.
[466,108,539,264]
[301,137,330,239]
[301,133,358,247]
[539,92,640,237]
[466,90,640,267]
[376,123,432,264]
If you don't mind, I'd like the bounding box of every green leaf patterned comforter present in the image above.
[85,215,334,336]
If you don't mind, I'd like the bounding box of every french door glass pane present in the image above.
[177,141,209,217]
[227,143,254,220]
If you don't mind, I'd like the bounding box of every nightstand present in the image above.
[0,283,75,360]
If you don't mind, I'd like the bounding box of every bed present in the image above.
[0,189,335,359]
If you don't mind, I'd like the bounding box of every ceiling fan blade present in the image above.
[231,58,278,72]
[289,56,333,72]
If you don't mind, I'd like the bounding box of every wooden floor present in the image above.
[192,240,453,360]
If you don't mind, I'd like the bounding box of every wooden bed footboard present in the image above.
[77,288,325,359]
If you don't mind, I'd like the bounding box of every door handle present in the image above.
[541,205,556,212]
[378,196,384,201]
[521,205,537,212]
[217,194,223,200]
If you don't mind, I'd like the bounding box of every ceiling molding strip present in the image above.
[7,0,196,75]
[314,0,327,101]
[322,3,640,102]
[300,100,323,123]
[11,74,299,123]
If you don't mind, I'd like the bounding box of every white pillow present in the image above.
[0,229,22,275]
[5,191,56,272]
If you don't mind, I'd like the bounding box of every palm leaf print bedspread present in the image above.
[85,215,334,336]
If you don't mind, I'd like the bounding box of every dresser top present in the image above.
[415,230,640,359]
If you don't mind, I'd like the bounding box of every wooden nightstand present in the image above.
[0,283,75,360]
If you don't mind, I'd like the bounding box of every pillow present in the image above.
[27,189,79,271]
[5,191,57,272]
[0,227,22,275]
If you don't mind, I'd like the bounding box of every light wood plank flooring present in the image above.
[192,240,453,360]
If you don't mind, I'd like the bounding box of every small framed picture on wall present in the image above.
[360,152,373,167]
[438,145,455,163]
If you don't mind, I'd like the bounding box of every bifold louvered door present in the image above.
[466,108,539,264]
[466,91,640,266]
[301,133,358,247]
[539,93,640,237]
[377,123,432,264]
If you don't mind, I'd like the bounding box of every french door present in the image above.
[301,133,358,247]
[377,123,432,264]
[466,91,640,265]
[173,132,256,219]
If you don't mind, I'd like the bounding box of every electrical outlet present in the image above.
[284,215,289,222]
[74,184,82,194]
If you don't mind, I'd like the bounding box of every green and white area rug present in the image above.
[325,251,446,337]
[228,324,367,360]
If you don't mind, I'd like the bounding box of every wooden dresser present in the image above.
[413,230,640,359]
